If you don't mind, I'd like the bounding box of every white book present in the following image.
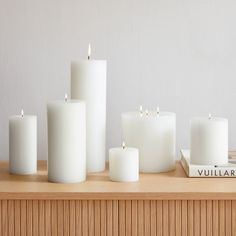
[180,149,236,177]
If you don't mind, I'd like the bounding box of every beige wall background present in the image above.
[0,0,235,160]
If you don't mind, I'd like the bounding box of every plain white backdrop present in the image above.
[0,0,236,160]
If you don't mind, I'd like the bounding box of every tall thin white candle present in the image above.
[71,44,107,173]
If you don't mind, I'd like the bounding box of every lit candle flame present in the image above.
[208,113,212,119]
[21,109,24,117]
[88,43,91,60]
[122,142,125,149]
[65,93,68,102]
[157,106,160,115]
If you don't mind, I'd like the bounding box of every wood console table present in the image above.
[0,160,236,236]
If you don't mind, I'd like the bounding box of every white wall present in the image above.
[0,0,236,160]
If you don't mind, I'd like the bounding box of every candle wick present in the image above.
[157,107,160,115]
[88,43,91,60]
[145,110,149,116]
[21,109,24,117]
[65,93,68,102]
[139,105,143,116]
[122,142,125,149]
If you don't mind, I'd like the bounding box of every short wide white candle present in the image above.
[109,144,139,182]
[47,97,86,183]
[122,108,176,173]
[190,115,228,165]
[9,110,37,175]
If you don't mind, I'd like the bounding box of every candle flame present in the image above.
[157,106,160,115]
[21,109,24,117]
[65,93,68,102]
[208,113,212,119]
[122,142,126,149]
[88,43,91,60]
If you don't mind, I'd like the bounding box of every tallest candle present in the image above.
[71,46,107,173]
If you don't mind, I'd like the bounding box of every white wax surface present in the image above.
[122,111,176,173]
[71,60,106,173]
[9,115,37,175]
[109,147,139,182]
[190,117,228,165]
[47,100,86,183]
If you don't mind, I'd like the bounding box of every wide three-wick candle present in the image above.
[190,115,228,165]
[47,97,86,183]
[9,110,37,175]
[71,46,106,173]
[122,108,176,173]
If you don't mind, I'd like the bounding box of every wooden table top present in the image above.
[0,160,236,200]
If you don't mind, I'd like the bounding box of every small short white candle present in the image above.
[190,114,228,165]
[109,143,139,182]
[47,95,86,183]
[9,110,37,175]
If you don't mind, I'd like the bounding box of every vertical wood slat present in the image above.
[32,200,39,236]
[58,200,64,236]
[163,200,168,236]
[119,200,126,236]
[51,200,58,236]
[45,200,51,236]
[101,200,107,236]
[70,200,76,236]
[213,200,219,236]
[137,200,144,236]
[64,200,70,236]
[8,200,14,236]
[225,200,232,236]
[21,200,27,236]
[150,200,156,236]
[27,200,33,236]
[232,201,236,236]
[38,200,45,236]
[144,200,150,236]
[107,200,113,236]
[219,200,225,236]
[126,200,132,236]
[200,200,206,236]
[194,200,200,236]
[188,200,194,236]
[176,200,181,236]
[181,200,187,236]
[75,201,82,236]
[206,200,212,236]
[88,200,94,236]
[113,200,119,236]
[156,200,162,236]
[15,200,21,236]
[94,200,101,236]
[169,200,175,236]
[2,200,8,236]
[82,200,88,236]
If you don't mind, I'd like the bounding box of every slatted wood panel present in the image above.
[0,200,235,235]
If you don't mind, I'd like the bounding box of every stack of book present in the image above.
[180,150,236,177]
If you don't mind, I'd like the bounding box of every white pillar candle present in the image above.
[9,110,37,175]
[190,114,228,165]
[47,95,86,183]
[71,45,106,173]
[122,107,176,173]
[109,143,139,182]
